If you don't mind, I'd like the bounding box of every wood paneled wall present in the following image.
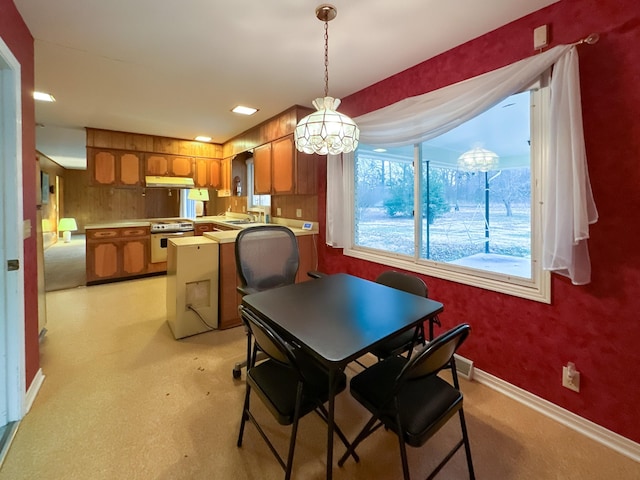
[64,169,180,231]
[271,194,318,222]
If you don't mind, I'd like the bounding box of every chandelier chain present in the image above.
[324,20,329,97]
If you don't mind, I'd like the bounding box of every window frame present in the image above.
[343,81,551,303]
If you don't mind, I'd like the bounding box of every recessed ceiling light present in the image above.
[195,136,212,142]
[34,91,56,102]
[232,105,258,116]
[373,148,387,153]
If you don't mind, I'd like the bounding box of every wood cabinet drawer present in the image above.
[87,229,120,240]
[121,227,150,237]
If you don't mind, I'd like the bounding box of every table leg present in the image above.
[326,368,336,480]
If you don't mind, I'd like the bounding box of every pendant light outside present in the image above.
[294,4,360,155]
[457,146,499,172]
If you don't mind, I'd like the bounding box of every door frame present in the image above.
[0,36,27,426]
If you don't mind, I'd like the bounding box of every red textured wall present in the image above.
[318,0,640,442]
[1,0,39,388]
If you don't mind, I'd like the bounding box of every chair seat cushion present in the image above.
[350,355,462,447]
[248,354,346,426]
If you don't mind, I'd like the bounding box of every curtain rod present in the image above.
[573,33,600,46]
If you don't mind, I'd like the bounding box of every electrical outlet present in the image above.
[562,362,580,392]
[276,207,282,216]
[296,209,302,218]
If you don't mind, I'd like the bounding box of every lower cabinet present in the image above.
[194,223,214,235]
[296,234,316,284]
[86,227,150,284]
[218,242,243,329]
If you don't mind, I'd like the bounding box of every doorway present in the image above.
[0,36,26,460]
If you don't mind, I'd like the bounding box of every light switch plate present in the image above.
[534,25,548,49]
[23,219,32,239]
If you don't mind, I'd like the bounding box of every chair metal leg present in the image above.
[315,405,360,463]
[284,384,304,480]
[395,412,411,480]
[458,408,476,480]
[237,383,251,447]
[337,415,381,466]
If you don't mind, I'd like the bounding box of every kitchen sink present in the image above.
[223,219,252,224]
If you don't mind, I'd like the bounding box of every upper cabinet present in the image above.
[218,157,232,197]
[253,134,317,195]
[253,143,272,194]
[86,127,223,188]
[145,153,194,178]
[209,158,221,189]
[88,148,144,187]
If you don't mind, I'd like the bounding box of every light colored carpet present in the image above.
[1,276,638,479]
[44,235,86,292]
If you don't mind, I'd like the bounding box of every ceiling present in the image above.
[14,0,560,169]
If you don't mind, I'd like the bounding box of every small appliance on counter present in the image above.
[166,236,219,339]
[247,206,270,223]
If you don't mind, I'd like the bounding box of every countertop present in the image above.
[84,216,318,239]
[203,225,316,244]
[85,217,189,230]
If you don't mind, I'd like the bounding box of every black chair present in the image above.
[237,306,356,480]
[338,323,475,480]
[369,271,440,360]
[232,225,300,379]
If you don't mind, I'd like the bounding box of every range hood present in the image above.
[145,176,195,188]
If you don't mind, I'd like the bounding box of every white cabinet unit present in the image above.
[166,237,219,339]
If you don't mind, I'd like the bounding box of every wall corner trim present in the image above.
[24,368,45,414]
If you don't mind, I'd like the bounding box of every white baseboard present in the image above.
[471,366,640,463]
[24,368,45,414]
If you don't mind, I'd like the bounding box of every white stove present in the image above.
[150,221,195,263]
[150,221,194,233]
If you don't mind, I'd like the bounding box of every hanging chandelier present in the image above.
[294,4,360,156]
[457,146,499,172]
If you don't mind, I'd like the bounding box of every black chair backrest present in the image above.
[241,307,296,367]
[397,323,470,385]
[375,271,428,298]
[235,226,299,293]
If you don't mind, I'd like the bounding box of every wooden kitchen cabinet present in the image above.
[88,148,144,187]
[86,226,150,284]
[218,242,243,329]
[145,153,194,178]
[272,136,295,194]
[194,158,222,188]
[209,158,221,188]
[253,143,272,194]
[194,223,214,235]
[296,234,317,283]
[194,158,209,188]
[218,157,232,197]
[252,135,317,195]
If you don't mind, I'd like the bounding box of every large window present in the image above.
[346,88,550,301]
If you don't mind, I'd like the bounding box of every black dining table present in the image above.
[241,273,444,480]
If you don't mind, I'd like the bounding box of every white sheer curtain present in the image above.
[326,44,598,285]
[326,153,346,247]
[179,190,196,219]
[544,47,598,284]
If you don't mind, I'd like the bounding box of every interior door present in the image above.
[0,36,26,433]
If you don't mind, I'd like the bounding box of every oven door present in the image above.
[150,231,195,263]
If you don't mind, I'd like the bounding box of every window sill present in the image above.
[343,246,551,303]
